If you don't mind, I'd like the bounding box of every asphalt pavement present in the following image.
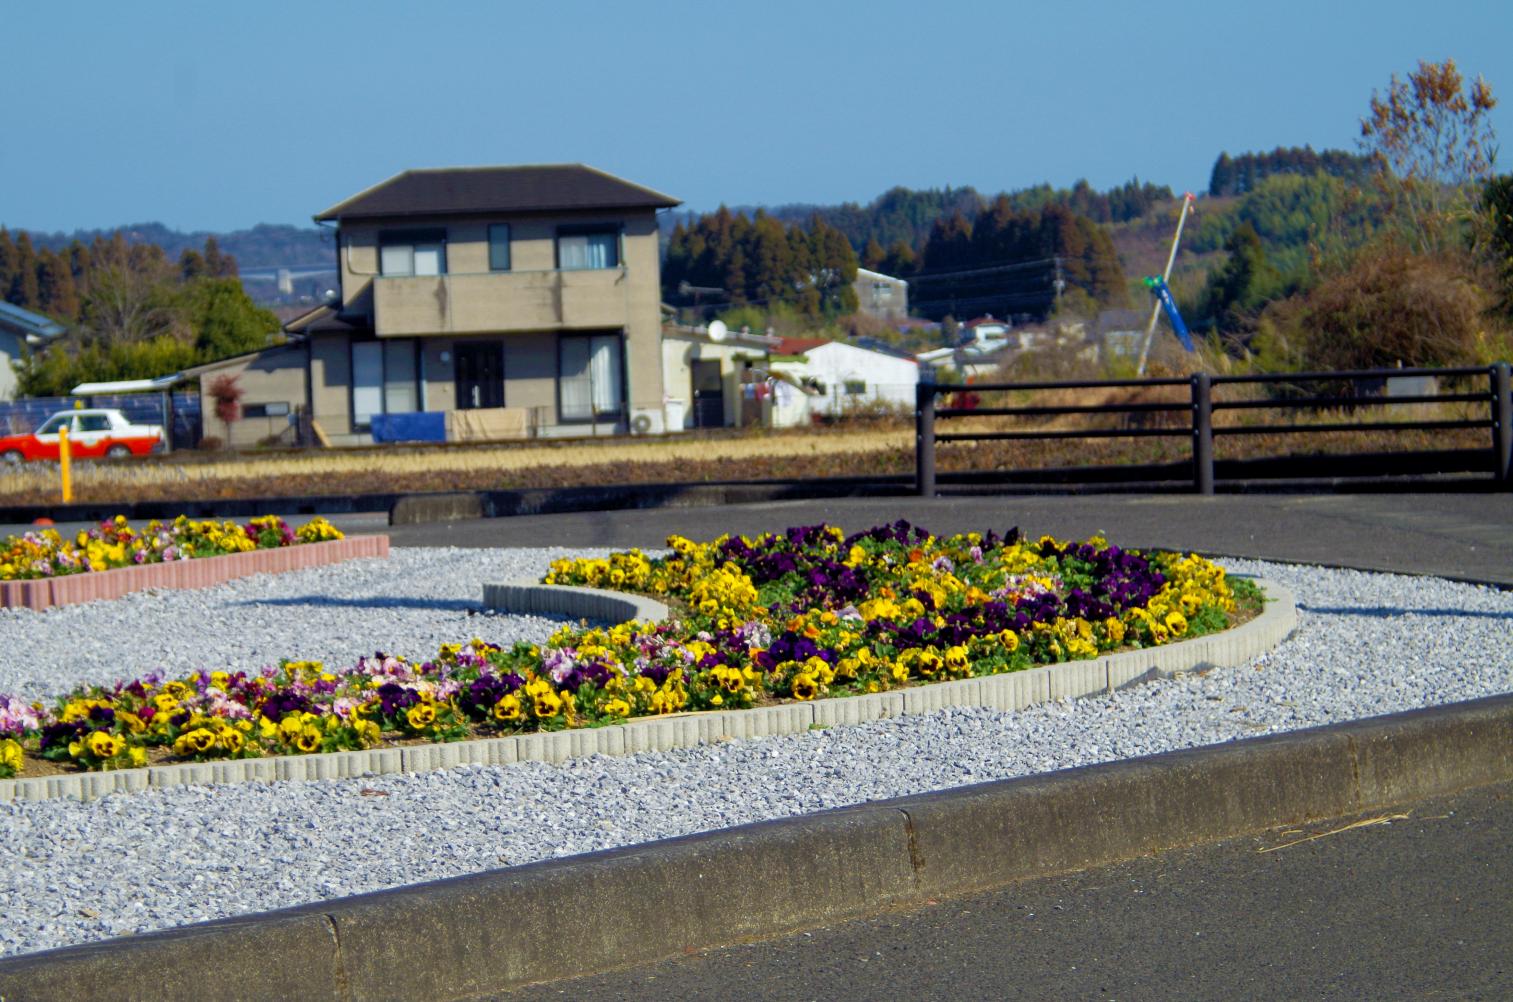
[381,493,1513,586]
[503,782,1513,1001]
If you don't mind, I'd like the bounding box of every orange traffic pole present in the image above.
[58,426,72,503]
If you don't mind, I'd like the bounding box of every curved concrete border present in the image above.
[482,578,669,623]
[0,579,1293,803]
[2,691,1505,1001]
[0,535,390,611]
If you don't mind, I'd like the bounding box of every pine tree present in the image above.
[0,228,16,303]
[180,248,208,280]
[9,232,40,308]
[36,249,80,320]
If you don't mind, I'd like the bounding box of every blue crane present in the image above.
[1142,275,1196,352]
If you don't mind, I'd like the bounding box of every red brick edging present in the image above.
[0,536,390,611]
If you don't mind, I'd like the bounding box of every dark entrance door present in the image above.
[691,360,724,427]
[455,342,504,410]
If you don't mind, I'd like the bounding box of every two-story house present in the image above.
[197,164,680,446]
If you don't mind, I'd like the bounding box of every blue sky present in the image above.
[3,0,1510,233]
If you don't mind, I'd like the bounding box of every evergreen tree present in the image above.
[180,248,208,280]
[862,237,886,271]
[9,232,41,308]
[203,236,238,277]
[0,228,16,303]
[36,249,80,320]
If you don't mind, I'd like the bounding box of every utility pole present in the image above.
[1136,192,1196,375]
[1053,256,1065,309]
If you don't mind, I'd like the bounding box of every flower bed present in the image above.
[0,521,1260,780]
[0,515,378,610]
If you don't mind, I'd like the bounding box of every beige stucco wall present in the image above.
[310,334,352,438]
[334,208,664,417]
[660,334,755,428]
[194,344,308,448]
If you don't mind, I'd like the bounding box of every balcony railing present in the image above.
[372,267,633,337]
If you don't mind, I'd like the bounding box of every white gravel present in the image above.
[1,548,1510,959]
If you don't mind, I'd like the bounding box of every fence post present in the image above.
[1493,361,1512,487]
[916,382,936,497]
[1191,372,1214,495]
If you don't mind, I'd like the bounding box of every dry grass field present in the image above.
[0,395,1493,506]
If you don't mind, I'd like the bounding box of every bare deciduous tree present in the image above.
[1360,58,1499,255]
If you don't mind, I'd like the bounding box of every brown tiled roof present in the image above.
[315,164,680,221]
[772,337,832,356]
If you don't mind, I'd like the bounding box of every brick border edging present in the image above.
[0,536,391,611]
[0,579,1293,803]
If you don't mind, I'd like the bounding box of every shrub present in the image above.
[1253,248,1501,370]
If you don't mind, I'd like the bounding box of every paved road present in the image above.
[383,493,1513,586]
[504,782,1513,1001]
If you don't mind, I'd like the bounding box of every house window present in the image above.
[559,333,623,421]
[243,402,291,419]
[844,380,867,395]
[352,340,420,428]
[488,224,511,271]
[557,229,619,270]
[380,230,447,276]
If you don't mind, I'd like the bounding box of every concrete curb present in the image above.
[481,577,670,624]
[0,580,1293,804]
[2,692,1507,1001]
[0,535,390,611]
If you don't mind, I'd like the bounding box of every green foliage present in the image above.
[1188,173,1382,280]
[910,199,1127,320]
[1208,146,1376,197]
[1189,223,1288,332]
[15,336,200,397]
[1479,174,1513,316]
[178,278,279,359]
[6,229,278,396]
[664,208,858,317]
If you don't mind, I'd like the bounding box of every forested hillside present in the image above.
[23,222,331,271]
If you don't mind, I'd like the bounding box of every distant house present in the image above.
[766,337,919,426]
[661,321,778,430]
[0,302,65,402]
[197,164,682,447]
[852,267,909,321]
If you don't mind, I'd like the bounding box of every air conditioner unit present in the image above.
[628,407,665,436]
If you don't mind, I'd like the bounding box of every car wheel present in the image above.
[1,449,22,464]
[106,444,132,459]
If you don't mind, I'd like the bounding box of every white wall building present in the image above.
[767,338,919,426]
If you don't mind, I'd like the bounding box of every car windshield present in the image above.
[37,416,70,434]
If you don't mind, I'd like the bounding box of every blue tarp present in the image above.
[370,411,447,443]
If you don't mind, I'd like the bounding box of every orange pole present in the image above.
[58,426,72,503]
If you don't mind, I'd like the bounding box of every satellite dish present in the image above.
[707,320,728,342]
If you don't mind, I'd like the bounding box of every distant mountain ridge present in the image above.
[19,221,333,271]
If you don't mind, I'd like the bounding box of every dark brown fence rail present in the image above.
[915,363,1513,495]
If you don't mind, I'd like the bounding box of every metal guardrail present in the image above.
[915,363,1513,495]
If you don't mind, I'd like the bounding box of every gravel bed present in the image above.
[0,547,606,701]
[1,551,1510,958]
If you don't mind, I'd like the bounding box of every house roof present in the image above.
[0,301,66,342]
[314,164,681,222]
[283,304,370,336]
[963,314,1007,329]
[771,337,832,356]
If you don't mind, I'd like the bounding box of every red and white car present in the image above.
[0,409,163,463]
